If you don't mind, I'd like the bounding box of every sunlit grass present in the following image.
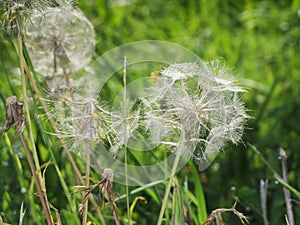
[0,0,299,224]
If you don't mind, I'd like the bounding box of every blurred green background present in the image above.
[1,0,300,224]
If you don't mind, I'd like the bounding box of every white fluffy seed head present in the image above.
[141,61,249,161]
[45,95,113,156]
[25,6,95,76]
[45,60,248,165]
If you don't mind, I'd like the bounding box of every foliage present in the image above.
[0,0,300,225]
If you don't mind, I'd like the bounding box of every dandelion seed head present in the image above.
[25,6,95,76]
[45,94,112,155]
[142,61,249,163]
[108,107,141,155]
[1,0,29,36]
[161,63,198,81]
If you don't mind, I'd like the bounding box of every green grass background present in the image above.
[0,0,300,224]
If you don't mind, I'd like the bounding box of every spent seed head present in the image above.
[141,61,249,163]
[45,94,113,156]
[24,6,95,76]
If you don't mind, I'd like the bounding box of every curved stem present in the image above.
[156,152,181,225]
[17,33,53,225]
[22,47,83,184]
[22,40,107,225]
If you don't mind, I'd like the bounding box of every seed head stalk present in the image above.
[82,139,91,225]
[156,151,181,225]
[57,48,74,98]
[15,32,54,225]
[22,55,83,181]
[123,56,131,222]
[20,133,53,225]
[21,33,107,225]
[4,3,106,224]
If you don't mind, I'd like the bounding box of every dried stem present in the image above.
[279,148,294,225]
[249,144,300,198]
[201,203,249,225]
[184,177,194,225]
[260,179,269,225]
[15,31,106,225]
[91,198,106,224]
[59,53,74,98]
[16,31,54,225]
[21,39,106,224]
[49,204,63,225]
[80,169,121,225]
[20,133,53,225]
[21,49,83,184]
[3,96,53,225]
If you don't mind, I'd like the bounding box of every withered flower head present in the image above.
[1,0,51,37]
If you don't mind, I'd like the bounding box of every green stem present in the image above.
[250,144,300,198]
[16,35,43,188]
[47,147,77,212]
[275,175,300,199]
[157,152,181,225]
[16,32,53,225]
[21,38,107,225]
[82,139,91,225]
[20,133,53,225]
[21,47,84,185]
[164,147,170,223]
[4,133,25,187]
[123,56,130,222]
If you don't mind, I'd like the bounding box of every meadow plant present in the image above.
[141,62,249,167]
[1,2,106,224]
[3,96,54,225]
[0,0,80,37]
[146,62,249,225]
[25,6,95,77]
[23,6,103,224]
[47,95,113,157]
[1,0,48,37]
[1,0,91,183]
[1,1,250,224]
[42,59,249,224]
[1,1,299,224]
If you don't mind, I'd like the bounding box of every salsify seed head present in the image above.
[45,94,113,157]
[141,61,249,162]
[44,59,248,170]
[24,6,95,76]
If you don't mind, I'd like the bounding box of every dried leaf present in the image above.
[79,168,121,225]
[3,96,25,137]
[201,203,249,225]
[201,214,215,225]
